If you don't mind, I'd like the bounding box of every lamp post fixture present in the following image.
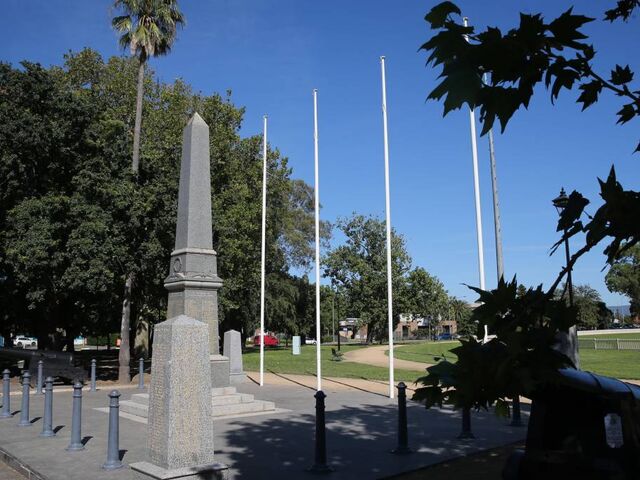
[552,188,580,368]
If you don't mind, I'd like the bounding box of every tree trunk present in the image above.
[132,59,145,175]
[118,273,133,383]
[118,59,145,383]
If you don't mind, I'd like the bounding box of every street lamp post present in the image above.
[552,188,580,368]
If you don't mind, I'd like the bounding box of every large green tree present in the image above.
[405,267,450,335]
[606,244,640,319]
[324,214,413,343]
[111,0,185,382]
[0,50,322,360]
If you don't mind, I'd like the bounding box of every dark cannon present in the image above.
[503,369,640,480]
[0,347,87,383]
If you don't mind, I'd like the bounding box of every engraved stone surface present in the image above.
[223,330,245,385]
[130,314,228,480]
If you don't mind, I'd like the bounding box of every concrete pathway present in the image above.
[0,374,527,480]
[0,462,21,480]
[342,344,430,372]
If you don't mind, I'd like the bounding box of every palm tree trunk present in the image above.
[118,59,145,383]
[118,273,133,383]
[132,59,144,175]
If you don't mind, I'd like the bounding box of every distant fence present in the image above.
[578,338,640,351]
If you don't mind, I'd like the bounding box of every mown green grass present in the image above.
[242,344,423,383]
[392,341,640,380]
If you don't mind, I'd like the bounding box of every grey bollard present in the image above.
[391,382,412,454]
[36,360,44,395]
[510,396,523,427]
[66,381,85,451]
[0,369,11,418]
[102,390,123,470]
[40,377,55,437]
[138,358,144,390]
[458,406,475,439]
[90,359,97,392]
[307,390,333,473]
[17,371,32,427]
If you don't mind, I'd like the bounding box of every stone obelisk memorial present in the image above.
[131,113,228,480]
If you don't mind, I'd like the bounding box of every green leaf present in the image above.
[616,103,637,124]
[576,80,603,110]
[424,1,462,29]
[610,64,634,85]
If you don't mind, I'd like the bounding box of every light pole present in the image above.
[552,188,580,368]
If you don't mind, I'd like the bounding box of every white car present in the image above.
[305,338,317,345]
[14,336,37,349]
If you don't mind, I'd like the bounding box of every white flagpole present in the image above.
[380,56,395,399]
[259,115,268,386]
[313,89,322,392]
[463,17,487,341]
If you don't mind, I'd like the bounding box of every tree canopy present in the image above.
[0,49,323,348]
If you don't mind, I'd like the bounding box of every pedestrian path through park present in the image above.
[342,344,432,372]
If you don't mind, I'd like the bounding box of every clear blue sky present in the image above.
[1,1,638,306]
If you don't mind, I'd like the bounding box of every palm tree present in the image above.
[111,0,185,383]
[112,0,185,174]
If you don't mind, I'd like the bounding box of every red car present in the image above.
[253,334,279,347]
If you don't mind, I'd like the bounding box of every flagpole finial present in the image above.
[380,55,386,61]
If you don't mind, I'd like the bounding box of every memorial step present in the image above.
[119,389,274,419]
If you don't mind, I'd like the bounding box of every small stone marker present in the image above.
[292,336,301,355]
[223,330,245,385]
[130,315,228,480]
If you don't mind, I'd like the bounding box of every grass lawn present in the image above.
[392,341,640,380]
[243,344,423,383]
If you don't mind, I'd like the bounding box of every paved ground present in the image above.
[342,344,430,372]
[0,373,527,480]
[0,462,21,480]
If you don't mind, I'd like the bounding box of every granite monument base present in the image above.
[229,372,246,385]
[131,460,229,480]
[210,354,230,388]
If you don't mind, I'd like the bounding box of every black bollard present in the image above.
[391,382,412,454]
[66,380,85,451]
[36,360,44,395]
[102,390,123,470]
[458,406,475,439]
[510,396,523,427]
[90,359,97,392]
[40,377,55,437]
[17,372,32,427]
[138,358,144,390]
[0,369,11,419]
[307,390,333,473]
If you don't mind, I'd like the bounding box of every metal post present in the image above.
[90,359,97,392]
[564,233,580,368]
[380,56,395,399]
[102,390,123,470]
[391,382,412,454]
[66,380,84,451]
[458,407,474,439]
[36,360,44,395]
[313,89,322,392]
[40,377,55,437]
[510,396,523,427]
[17,372,31,427]
[138,358,144,390]
[307,390,332,473]
[259,114,268,387]
[1,369,11,419]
